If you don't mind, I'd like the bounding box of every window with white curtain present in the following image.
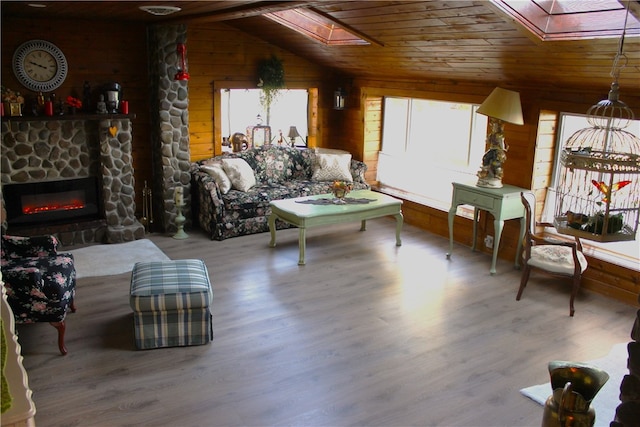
[221,89,309,145]
[544,112,640,270]
[378,97,487,212]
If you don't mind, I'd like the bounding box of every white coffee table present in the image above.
[268,189,403,265]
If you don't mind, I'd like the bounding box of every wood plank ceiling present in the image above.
[2,1,639,92]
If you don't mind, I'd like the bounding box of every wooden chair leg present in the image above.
[50,321,67,355]
[516,265,531,301]
[569,275,581,317]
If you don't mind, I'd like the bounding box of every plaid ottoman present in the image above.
[130,259,213,350]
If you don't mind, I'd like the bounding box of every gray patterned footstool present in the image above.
[130,259,213,350]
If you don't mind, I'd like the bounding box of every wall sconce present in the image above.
[174,43,190,81]
[334,88,346,110]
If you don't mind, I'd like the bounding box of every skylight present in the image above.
[263,8,374,46]
[492,0,640,41]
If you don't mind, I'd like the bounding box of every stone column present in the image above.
[149,24,191,233]
[99,118,145,243]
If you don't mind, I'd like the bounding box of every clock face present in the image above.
[23,50,58,82]
[12,40,68,92]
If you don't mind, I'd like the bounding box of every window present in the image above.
[262,8,377,46]
[221,89,309,146]
[378,97,487,212]
[545,112,640,270]
[491,0,640,41]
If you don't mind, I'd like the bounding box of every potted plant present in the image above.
[257,55,284,124]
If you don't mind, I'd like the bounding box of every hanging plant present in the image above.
[257,55,285,123]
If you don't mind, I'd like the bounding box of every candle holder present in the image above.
[173,202,188,239]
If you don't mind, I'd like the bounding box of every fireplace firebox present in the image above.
[4,177,102,227]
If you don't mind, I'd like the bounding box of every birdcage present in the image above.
[554,83,640,242]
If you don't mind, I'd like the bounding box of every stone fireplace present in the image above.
[1,116,144,245]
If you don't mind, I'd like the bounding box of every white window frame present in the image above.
[377,97,487,214]
[544,112,640,271]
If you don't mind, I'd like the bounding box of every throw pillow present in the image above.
[312,152,353,182]
[221,158,256,191]
[200,163,232,194]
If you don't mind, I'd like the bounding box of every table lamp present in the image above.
[475,87,524,188]
[287,126,302,146]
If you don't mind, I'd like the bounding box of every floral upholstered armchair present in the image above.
[1,235,76,355]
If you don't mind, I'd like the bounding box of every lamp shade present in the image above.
[287,126,301,139]
[477,87,524,125]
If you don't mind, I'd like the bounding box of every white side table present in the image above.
[446,182,531,274]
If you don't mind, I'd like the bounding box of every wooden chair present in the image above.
[516,192,588,316]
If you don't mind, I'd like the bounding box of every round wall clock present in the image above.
[12,39,68,92]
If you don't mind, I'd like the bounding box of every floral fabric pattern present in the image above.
[1,235,76,324]
[191,146,370,240]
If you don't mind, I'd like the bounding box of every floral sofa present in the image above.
[191,145,370,240]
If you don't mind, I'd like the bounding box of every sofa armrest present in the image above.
[1,254,75,323]
[1,235,59,260]
[350,159,368,184]
[191,167,226,238]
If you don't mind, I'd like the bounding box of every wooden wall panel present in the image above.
[584,258,640,304]
[362,96,382,183]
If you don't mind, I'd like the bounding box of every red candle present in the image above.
[45,101,54,116]
[121,100,129,115]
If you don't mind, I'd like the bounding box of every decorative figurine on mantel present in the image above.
[96,95,107,114]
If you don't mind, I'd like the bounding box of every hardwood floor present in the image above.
[14,218,639,426]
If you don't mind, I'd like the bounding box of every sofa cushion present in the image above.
[222,158,256,191]
[312,152,353,182]
[239,146,313,184]
[200,163,232,194]
[222,184,300,219]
